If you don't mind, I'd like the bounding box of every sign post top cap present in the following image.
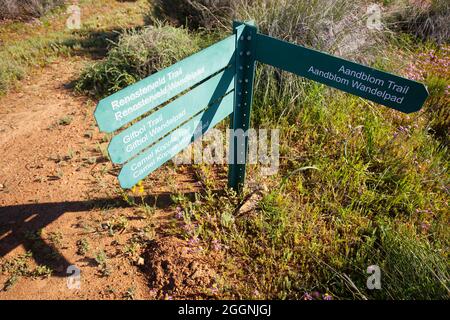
[233,20,258,30]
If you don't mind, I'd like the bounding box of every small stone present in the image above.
[137,257,145,266]
[238,191,263,215]
[0,184,4,189]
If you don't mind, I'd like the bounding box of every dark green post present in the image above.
[228,21,257,193]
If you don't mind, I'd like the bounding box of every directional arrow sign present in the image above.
[93,20,429,191]
[118,92,234,189]
[254,33,429,113]
[94,35,236,133]
[108,66,235,164]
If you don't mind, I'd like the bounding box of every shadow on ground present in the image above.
[58,26,145,59]
[0,191,195,277]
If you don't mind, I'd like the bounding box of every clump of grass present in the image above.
[75,23,201,98]
[95,250,112,277]
[0,61,25,93]
[240,0,388,58]
[150,0,394,130]
[0,35,71,94]
[76,238,90,256]
[102,215,129,236]
[0,252,53,291]
[402,44,449,145]
[0,252,33,277]
[150,0,233,29]
[150,0,387,59]
[57,116,73,126]
[47,231,64,248]
[386,0,450,44]
[372,223,449,299]
[123,286,136,300]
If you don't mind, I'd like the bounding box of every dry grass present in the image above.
[386,0,450,44]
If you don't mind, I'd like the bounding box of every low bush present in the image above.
[386,0,450,44]
[150,0,233,29]
[0,0,65,21]
[72,0,449,300]
[75,24,200,98]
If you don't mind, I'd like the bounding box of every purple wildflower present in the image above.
[323,293,333,300]
[211,239,222,251]
[302,293,313,300]
[188,236,200,246]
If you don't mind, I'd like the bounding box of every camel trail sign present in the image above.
[94,21,428,192]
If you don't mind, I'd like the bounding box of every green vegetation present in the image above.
[1,0,447,300]
[385,0,449,44]
[76,238,90,256]
[0,0,147,95]
[95,250,112,277]
[0,252,52,291]
[118,0,449,299]
[150,0,449,45]
[0,0,65,21]
[75,23,201,98]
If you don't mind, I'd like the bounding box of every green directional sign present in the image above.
[108,67,235,164]
[118,92,234,189]
[255,33,428,113]
[93,20,428,192]
[94,35,236,133]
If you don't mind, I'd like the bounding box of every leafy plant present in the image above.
[75,23,200,98]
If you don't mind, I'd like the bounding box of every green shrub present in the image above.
[0,0,65,20]
[75,24,200,98]
[378,223,449,299]
[386,0,449,44]
[150,0,234,29]
[151,0,386,58]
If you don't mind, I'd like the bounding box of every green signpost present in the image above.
[94,21,429,192]
[254,33,428,113]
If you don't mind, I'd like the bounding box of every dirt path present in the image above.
[0,55,218,300]
[0,57,158,299]
[0,58,94,202]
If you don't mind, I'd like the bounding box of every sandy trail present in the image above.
[0,54,211,300]
[0,59,94,203]
[0,58,154,299]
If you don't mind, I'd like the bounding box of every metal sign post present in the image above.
[94,21,428,193]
